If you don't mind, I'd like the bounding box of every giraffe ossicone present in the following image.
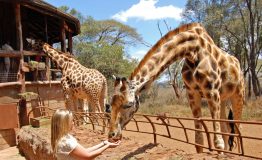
[108,23,244,153]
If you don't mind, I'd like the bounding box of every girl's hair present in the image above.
[51,109,73,153]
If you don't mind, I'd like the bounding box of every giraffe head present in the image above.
[42,43,52,52]
[108,76,140,141]
[26,39,45,51]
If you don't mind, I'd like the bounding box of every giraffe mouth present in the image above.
[108,123,122,142]
[109,134,122,142]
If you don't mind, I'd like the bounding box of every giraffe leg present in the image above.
[93,100,103,129]
[207,90,224,151]
[93,99,102,113]
[98,97,105,113]
[99,93,107,132]
[64,90,74,111]
[88,100,100,126]
[220,100,230,151]
[62,79,75,111]
[188,91,203,153]
[230,93,244,152]
[77,99,85,112]
[73,97,79,112]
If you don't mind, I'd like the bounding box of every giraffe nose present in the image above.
[128,101,134,106]
[108,132,116,138]
[122,102,134,109]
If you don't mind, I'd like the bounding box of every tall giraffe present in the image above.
[108,23,245,152]
[42,43,108,113]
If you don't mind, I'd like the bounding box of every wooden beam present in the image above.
[14,3,25,93]
[21,2,80,34]
[0,81,61,88]
[23,51,46,56]
[64,22,74,33]
[68,32,73,54]
[60,20,66,52]
[0,82,21,88]
[0,51,21,58]
[44,16,49,43]
[0,51,48,57]
[15,4,23,51]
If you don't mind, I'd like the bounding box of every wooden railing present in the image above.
[29,107,262,159]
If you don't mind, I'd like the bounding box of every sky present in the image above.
[45,0,187,60]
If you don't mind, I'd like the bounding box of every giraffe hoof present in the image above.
[215,139,225,150]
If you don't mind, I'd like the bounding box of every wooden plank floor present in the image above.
[0,146,25,160]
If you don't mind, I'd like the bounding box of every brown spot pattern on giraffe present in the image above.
[109,23,245,152]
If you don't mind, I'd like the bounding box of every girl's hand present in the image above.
[103,140,121,148]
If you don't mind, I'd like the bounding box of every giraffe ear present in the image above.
[112,75,121,81]
[121,77,130,84]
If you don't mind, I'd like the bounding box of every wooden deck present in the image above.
[0,146,25,160]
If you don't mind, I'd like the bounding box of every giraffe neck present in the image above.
[129,23,213,93]
[45,48,79,72]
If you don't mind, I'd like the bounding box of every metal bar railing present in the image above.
[27,107,262,159]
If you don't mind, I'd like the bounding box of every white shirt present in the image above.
[56,134,78,160]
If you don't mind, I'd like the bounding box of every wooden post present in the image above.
[44,16,49,43]
[44,16,50,80]
[18,99,29,127]
[15,3,25,93]
[46,56,50,81]
[60,20,66,52]
[68,32,73,54]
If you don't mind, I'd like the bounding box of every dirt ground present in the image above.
[2,116,261,160]
[77,117,262,160]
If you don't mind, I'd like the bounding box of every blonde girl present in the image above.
[51,109,120,160]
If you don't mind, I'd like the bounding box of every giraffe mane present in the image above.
[44,43,76,59]
[129,22,203,80]
[56,49,75,59]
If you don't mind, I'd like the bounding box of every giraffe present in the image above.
[108,23,245,153]
[42,43,108,114]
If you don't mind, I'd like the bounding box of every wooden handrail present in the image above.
[0,50,47,57]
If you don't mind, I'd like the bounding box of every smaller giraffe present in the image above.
[42,43,108,113]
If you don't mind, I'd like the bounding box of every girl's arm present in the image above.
[85,141,105,152]
[69,140,120,160]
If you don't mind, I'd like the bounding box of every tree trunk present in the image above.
[248,72,252,97]
[171,79,181,99]
[247,0,261,97]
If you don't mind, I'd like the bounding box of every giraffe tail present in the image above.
[103,78,110,112]
[228,108,235,151]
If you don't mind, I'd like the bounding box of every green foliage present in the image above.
[57,6,141,81]
[74,14,141,79]
[58,6,85,24]
[79,17,142,46]
[76,42,138,78]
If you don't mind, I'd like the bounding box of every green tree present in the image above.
[76,42,138,78]
[79,17,142,46]
[58,6,84,23]
[57,6,141,93]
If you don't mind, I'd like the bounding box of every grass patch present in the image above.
[138,85,262,121]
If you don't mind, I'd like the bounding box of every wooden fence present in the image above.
[29,107,262,159]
